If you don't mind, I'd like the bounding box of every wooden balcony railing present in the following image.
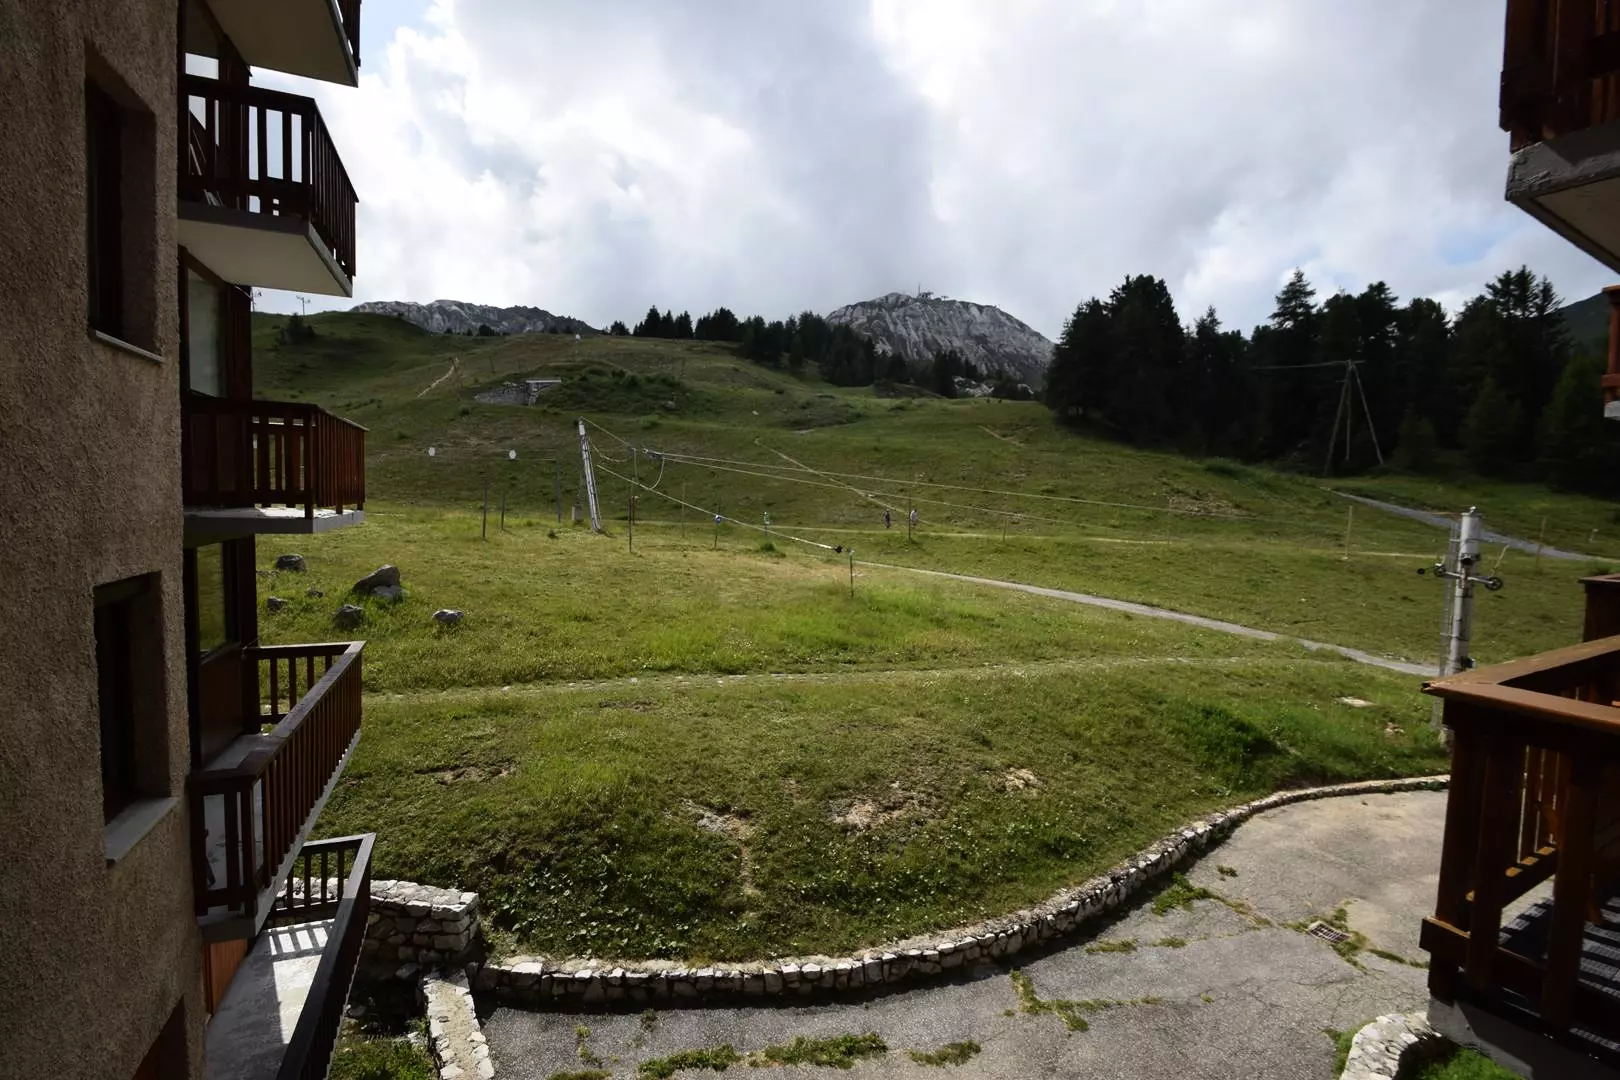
[181,75,356,280]
[193,642,364,923]
[273,834,373,1080]
[1422,634,1620,1059]
[183,395,366,517]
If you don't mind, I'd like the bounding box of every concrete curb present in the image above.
[467,774,1449,1007]
[1340,1011,1441,1079]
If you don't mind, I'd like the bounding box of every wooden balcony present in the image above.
[180,76,356,296]
[205,835,374,1080]
[183,395,366,537]
[1422,633,1620,1070]
[1499,1,1620,276]
[192,642,364,939]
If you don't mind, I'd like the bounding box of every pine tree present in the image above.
[1391,407,1439,472]
[1539,353,1620,492]
[1045,299,1109,422]
[609,320,629,336]
[1461,375,1524,475]
[674,311,694,339]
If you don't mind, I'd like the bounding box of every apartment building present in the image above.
[1419,3,1620,1077]
[1,1,372,1076]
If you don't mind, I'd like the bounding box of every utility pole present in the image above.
[1420,508,1503,681]
[576,418,603,533]
[1322,358,1384,476]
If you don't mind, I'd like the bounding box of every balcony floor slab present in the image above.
[206,918,334,1080]
[185,505,364,543]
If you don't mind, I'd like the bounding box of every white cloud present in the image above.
[257,0,1616,336]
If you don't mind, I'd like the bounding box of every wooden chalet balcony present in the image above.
[179,76,357,296]
[1499,0,1620,277]
[192,642,364,938]
[1422,630,1620,1068]
[205,835,374,1080]
[183,395,366,536]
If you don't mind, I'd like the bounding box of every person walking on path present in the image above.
[908,508,919,529]
[884,509,892,529]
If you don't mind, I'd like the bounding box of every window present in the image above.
[94,574,164,823]
[192,544,232,655]
[86,82,124,339]
[185,270,222,396]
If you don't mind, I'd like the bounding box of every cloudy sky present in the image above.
[258,0,1615,339]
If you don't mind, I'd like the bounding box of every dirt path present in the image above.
[417,355,461,398]
[1333,492,1591,561]
[484,789,1446,1080]
[862,562,1437,677]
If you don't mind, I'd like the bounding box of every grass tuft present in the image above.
[1152,873,1214,916]
[907,1041,982,1066]
[636,1045,742,1078]
[753,1033,887,1068]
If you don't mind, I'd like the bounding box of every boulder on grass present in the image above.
[352,565,401,594]
[306,587,324,598]
[372,585,403,602]
[433,609,464,627]
[275,554,307,572]
[265,596,289,613]
[333,604,365,630]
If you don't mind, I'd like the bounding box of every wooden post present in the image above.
[628,492,634,553]
[680,483,686,539]
[849,549,855,598]
[714,511,720,550]
[1002,515,1008,543]
[908,500,914,542]
[1536,516,1546,570]
[481,477,489,540]
[1344,504,1354,557]
[499,487,506,531]
[554,459,562,524]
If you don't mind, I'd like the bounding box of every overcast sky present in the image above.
[257,0,1615,339]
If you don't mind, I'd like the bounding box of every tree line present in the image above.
[1045,268,1620,495]
[615,305,905,386]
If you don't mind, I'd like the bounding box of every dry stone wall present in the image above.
[363,879,480,978]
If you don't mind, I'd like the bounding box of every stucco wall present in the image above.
[0,1,205,1077]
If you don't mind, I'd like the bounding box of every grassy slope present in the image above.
[250,312,1584,958]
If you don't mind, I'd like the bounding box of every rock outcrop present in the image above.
[826,292,1054,387]
[351,299,600,337]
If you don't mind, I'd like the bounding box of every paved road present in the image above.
[483,789,1446,1079]
[863,563,1438,677]
[1334,492,1590,562]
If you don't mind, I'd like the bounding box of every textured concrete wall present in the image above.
[0,1,204,1077]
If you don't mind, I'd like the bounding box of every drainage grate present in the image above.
[1307,921,1351,945]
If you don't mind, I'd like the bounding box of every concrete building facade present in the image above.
[0,1,371,1076]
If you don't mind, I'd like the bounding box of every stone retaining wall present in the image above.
[363,879,480,978]
[468,774,1448,1006]
[421,974,495,1080]
[1340,1012,1441,1079]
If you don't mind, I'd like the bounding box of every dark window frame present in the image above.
[95,575,158,823]
[85,80,124,339]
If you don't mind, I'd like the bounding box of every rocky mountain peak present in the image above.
[825,292,1054,386]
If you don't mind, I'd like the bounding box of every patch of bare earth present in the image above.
[828,784,931,831]
[421,762,516,784]
[1166,490,1243,516]
[1002,767,1041,793]
[682,801,762,902]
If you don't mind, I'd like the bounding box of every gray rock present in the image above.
[372,584,404,602]
[265,596,288,612]
[334,604,365,630]
[306,587,324,598]
[434,608,465,626]
[275,554,306,572]
[353,564,401,594]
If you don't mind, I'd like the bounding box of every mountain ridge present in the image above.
[351,299,601,337]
